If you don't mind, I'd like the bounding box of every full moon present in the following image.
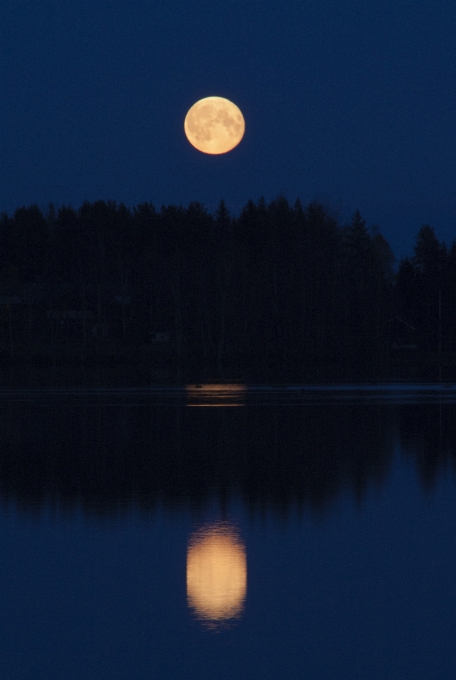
[184,96,245,154]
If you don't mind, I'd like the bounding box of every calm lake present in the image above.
[1,382,456,679]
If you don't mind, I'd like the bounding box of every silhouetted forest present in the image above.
[0,197,455,380]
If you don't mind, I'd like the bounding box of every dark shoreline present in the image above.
[0,358,454,393]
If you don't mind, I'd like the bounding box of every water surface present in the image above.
[1,385,455,679]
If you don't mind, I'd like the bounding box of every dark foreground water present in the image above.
[1,384,456,679]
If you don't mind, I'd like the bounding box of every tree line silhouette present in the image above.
[0,197,454,380]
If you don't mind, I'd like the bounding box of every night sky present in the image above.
[2,0,455,262]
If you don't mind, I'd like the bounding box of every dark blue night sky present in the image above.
[1,0,455,261]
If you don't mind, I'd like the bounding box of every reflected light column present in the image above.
[186,522,247,624]
[186,383,246,407]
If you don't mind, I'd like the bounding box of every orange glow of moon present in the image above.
[186,383,246,407]
[184,96,245,154]
[186,522,247,623]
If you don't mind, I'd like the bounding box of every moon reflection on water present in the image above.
[186,521,247,625]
